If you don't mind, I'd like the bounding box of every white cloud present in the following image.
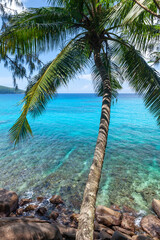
[79,74,92,81]
[1,0,25,14]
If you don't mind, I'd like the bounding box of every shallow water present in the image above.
[0,93,160,212]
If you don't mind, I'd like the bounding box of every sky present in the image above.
[0,0,159,93]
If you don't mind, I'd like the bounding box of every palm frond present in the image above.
[9,35,90,145]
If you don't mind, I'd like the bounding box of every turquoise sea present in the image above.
[0,93,160,212]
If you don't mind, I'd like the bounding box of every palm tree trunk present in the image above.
[76,50,111,240]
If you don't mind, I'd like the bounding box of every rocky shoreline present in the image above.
[0,188,160,240]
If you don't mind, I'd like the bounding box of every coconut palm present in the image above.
[1,0,160,239]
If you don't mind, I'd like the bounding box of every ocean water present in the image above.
[0,93,160,212]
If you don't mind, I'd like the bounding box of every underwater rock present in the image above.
[141,214,160,238]
[19,198,32,206]
[50,211,59,220]
[37,196,44,202]
[24,204,38,212]
[152,199,160,218]
[50,195,63,205]
[96,206,121,226]
[36,207,47,216]
[0,217,62,240]
[16,208,24,216]
[123,206,138,217]
[121,213,135,232]
[0,188,18,217]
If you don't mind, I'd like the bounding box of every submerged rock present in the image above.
[24,204,38,212]
[50,211,59,220]
[96,206,121,226]
[0,217,62,240]
[0,188,18,217]
[50,195,63,205]
[141,214,160,238]
[19,198,32,206]
[152,199,160,218]
[36,207,47,216]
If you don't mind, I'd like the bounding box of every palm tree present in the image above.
[1,1,160,239]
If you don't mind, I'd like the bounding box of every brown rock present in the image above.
[110,205,121,212]
[50,211,59,220]
[141,214,160,238]
[94,231,101,239]
[113,226,134,236]
[0,217,62,240]
[24,204,38,212]
[132,235,153,240]
[19,198,32,206]
[37,196,44,202]
[100,230,112,239]
[0,188,18,217]
[123,206,138,217]
[96,206,121,226]
[111,231,132,240]
[50,195,63,205]
[121,213,135,231]
[94,221,114,235]
[16,208,24,216]
[70,213,79,223]
[36,207,47,216]
[57,224,76,239]
[152,199,160,218]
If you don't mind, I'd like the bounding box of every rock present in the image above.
[37,196,44,202]
[36,207,47,216]
[24,204,38,212]
[110,205,121,212]
[121,213,135,231]
[111,231,132,240]
[123,206,138,217]
[96,206,121,226]
[0,217,62,240]
[94,221,114,235]
[132,235,153,240]
[57,224,76,239]
[113,226,134,236]
[94,231,101,239]
[141,214,160,238]
[16,208,24,216]
[100,230,112,239]
[50,195,63,205]
[70,213,79,223]
[152,199,160,218]
[50,211,59,220]
[19,198,32,206]
[0,188,18,217]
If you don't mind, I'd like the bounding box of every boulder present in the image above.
[141,215,160,238]
[96,206,121,226]
[50,211,59,220]
[132,235,153,240]
[121,213,135,232]
[113,226,134,236]
[152,199,160,218]
[19,198,32,206]
[57,224,76,239]
[0,188,18,217]
[50,195,63,205]
[123,206,138,217]
[24,204,38,212]
[0,217,62,240]
[36,207,47,216]
[94,221,114,235]
[111,231,132,240]
[100,230,112,239]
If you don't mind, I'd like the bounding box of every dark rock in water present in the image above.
[37,196,44,202]
[0,188,18,217]
[24,204,38,212]
[19,198,32,206]
[16,208,24,216]
[122,205,138,217]
[152,199,160,218]
[50,211,59,220]
[100,230,112,239]
[141,214,160,238]
[36,207,47,216]
[0,217,62,240]
[96,206,121,226]
[70,213,79,223]
[50,195,63,205]
[111,231,131,240]
[121,213,135,232]
[132,235,153,240]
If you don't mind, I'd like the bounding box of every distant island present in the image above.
[0,85,24,94]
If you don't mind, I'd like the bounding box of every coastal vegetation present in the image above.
[0,85,24,94]
[0,0,160,239]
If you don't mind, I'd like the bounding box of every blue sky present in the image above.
[0,0,159,93]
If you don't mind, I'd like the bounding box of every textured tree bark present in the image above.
[76,50,111,240]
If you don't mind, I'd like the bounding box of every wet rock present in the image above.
[96,206,121,226]
[152,199,160,218]
[57,224,76,239]
[50,195,63,205]
[94,221,114,235]
[70,213,79,223]
[36,207,47,216]
[121,213,135,231]
[94,231,101,239]
[111,231,132,240]
[113,226,134,236]
[19,198,32,206]
[123,206,138,217]
[0,188,18,217]
[132,235,153,240]
[50,211,59,220]
[100,230,112,239]
[16,208,24,216]
[141,214,160,238]
[24,204,38,212]
[110,205,121,212]
[37,196,44,202]
[0,217,62,240]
